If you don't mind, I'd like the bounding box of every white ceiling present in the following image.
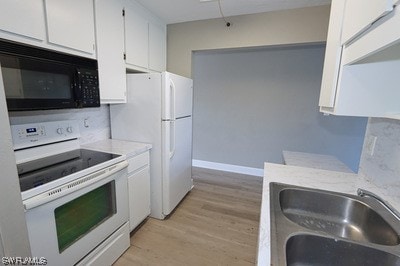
[134,0,331,24]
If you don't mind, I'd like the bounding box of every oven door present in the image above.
[23,161,129,266]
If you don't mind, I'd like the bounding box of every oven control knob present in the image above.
[56,128,64,135]
[67,126,73,133]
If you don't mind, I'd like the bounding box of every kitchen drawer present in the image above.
[76,222,129,266]
[127,151,149,174]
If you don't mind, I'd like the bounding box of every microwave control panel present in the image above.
[11,120,80,150]
[77,68,100,107]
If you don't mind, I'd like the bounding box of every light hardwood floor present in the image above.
[114,167,263,265]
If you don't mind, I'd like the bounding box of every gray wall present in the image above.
[192,45,368,172]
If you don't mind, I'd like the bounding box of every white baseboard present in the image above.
[192,159,264,177]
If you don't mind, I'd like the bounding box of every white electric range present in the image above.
[11,120,130,266]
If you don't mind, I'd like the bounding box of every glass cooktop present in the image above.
[17,149,121,192]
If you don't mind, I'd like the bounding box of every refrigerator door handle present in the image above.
[169,120,176,158]
[170,79,176,120]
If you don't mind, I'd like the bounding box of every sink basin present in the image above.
[269,183,400,266]
[286,234,400,266]
[280,188,400,246]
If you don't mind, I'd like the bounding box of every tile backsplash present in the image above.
[8,105,110,145]
[359,117,400,191]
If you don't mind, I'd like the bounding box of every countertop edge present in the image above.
[282,150,353,173]
[82,139,152,157]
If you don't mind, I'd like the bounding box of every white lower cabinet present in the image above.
[127,151,151,231]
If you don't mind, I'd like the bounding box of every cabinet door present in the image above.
[319,0,346,108]
[341,0,394,45]
[0,0,46,41]
[124,6,149,69]
[149,22,166,72]
[128,166,151,231]
[95,0,126,104]
[45,0,96,54]
[342,4,400,65]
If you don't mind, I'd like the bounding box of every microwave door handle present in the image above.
[74,69,82,107]
[0,62,4,97]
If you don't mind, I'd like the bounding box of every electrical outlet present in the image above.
[365,135,377,156]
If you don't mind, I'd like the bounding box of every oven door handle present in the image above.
[23,161,128,210]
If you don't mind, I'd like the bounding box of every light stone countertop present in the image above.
[82,139,152,158]
[257,162,400,266]
[283,150,353,173]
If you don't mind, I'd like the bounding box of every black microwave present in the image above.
[0,40,100,111]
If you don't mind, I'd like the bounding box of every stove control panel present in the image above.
[11,120,80,150]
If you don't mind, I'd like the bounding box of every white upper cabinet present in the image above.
[341,0,393,45]
[94,0,166,103]
[319,1,400,119]
[123,0,166,73]
[124,4,149,70]
[149,22,167,72]
[0,0,46,41]
[318,0,346,108]
[342,4,400,65]
[95,0,126,104]
[45,0,96,55]
[0,0,96,58]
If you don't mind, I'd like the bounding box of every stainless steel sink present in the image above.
[280,188,400,245]
[286,234,400,266]
[270,183,400,266]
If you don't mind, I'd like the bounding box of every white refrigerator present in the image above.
[110,72,193,220]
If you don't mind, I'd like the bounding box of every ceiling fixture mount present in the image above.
[218,0,231,27]
[200,0,231,27]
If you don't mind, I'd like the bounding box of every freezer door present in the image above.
[162,117,193,215]
[162,72,193,120]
